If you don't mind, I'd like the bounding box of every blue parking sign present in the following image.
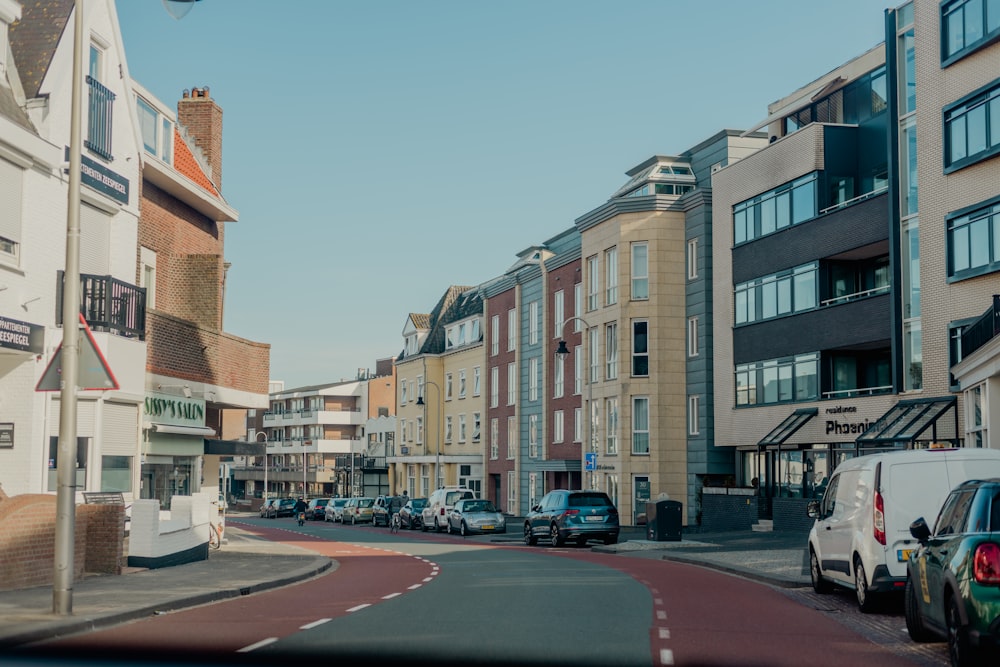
[585,453,597,471]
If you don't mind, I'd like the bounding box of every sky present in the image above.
[115,0,890,390]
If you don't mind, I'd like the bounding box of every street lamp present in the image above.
[255,431,268,501]
[555,317,593,491]
[162,0,202,20]
[416,380,442,490]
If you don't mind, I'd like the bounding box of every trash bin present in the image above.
[645,499,682,541]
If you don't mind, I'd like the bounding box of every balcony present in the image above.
[85,76,115,161]
[262,408,364,427]
[57,271,146,340]
[960,296,1000,361]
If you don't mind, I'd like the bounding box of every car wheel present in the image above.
[947,593,976,667]
[854,556,878,613]
[810,548,832,594]
[549,524,564,547]
[904,576,935,642]
[460,522,468,537]
[523,523,537,546]
[351,514,357,525]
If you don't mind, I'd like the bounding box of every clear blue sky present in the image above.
[116,0,889,390]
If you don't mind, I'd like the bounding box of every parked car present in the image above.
[343,497,375,524]
[306,498,330,521]
[373,495,406,527]
[324,498,348,523]
[399,498,427,529]
[524,489,619,547]
[447,499,505,536]
[269,498,297,518]
[904,478,1000,666]
[422,487,476,532]
[807,447,1000,613]
[259,498,276,518]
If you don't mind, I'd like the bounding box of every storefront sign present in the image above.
[595,463,617,472]
[0,423,12,448]
[824,405,874,436]
[0,315,43,354]
[144,391,206,427]
[66,148,130,205]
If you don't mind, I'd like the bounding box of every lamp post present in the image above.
[255,431,268,501]
[555,317,593,491]
[416,380,442,491]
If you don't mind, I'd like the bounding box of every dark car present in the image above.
[373,495,407,527]
[905,478,1000,666]
[307,498,330,521]
[268,498,296,518]
[524,490,619,547]
[398,498,427,530]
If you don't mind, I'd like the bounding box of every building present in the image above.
[134,82,269,509]
[2,0,147,499]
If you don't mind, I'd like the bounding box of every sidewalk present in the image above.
[0,521,809,649]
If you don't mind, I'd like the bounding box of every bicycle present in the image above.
[209,521,223,549]
[390,512,401,533]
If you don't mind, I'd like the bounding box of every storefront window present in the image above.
[101,455,132,492]
[47,436,88,492]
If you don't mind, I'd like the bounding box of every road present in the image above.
[41,517,948,666]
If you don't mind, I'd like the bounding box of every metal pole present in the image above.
[53,0,84,616]
[555,316,590,491]
[256,432,268,500]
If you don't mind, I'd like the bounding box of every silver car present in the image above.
[324,498,349,523]
[447,499,506,536]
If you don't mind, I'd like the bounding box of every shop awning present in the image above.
[204,439,265,456]
[757,408,818,447]
[855,396,958,447]
[148,423,216,437]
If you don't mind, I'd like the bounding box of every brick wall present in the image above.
[772,497,813,532]
[701,490,757,531]
[0,495,124,591]
[177,87,223,192]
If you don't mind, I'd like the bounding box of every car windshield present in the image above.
[358,499,374,508]
[410,499,427,509]
[463,501,495,513]
[568,493,613,507]
[446,491,473,504]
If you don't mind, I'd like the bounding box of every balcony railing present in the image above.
[961,295,1000,361]
[820,284,890,308]
[822,385,893,399]
[85,76,115,161]
[57,271,146,340]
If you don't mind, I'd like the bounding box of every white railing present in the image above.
[822,385,892,399]
[821,284,889,307]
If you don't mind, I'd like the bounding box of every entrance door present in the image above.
[633,476,650,525]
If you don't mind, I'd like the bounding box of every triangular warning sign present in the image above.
[36,314,120,391]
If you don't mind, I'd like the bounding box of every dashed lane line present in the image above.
[300,618,331,630]
[236,638,278,653]
[347,604,372,613]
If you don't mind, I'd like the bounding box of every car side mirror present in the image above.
[531,505,541,512]
[909,517,931,544]
[806,500,820,519]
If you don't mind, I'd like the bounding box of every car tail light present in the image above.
[973,543,1000,585]
[607,506,618,515]
[873,491,886,546]
[563,509,579,516]
[440,507,445,515]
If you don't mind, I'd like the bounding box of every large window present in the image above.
[490,366,499,408]
[553,410,564,443]
[529,358,539,401]
[735,263,819,325]
[606,398,618,455]
[589,328,600,383]
[554,354,565,398]
[631,243,649,300]
[554,290,565,337]
[507,417,517,459]
[942,0,1000,65]
[136,96,173,164]
[507,363,517,405]
[944,81,1000,171]
[491,315,499,356]
[605,246,618,305]
[587,255,599,311]
[529,414,538,458]
[490,419,499,459]
[507,308,517,351]
[733,173,817,244]
[687,238,698,280]
[529,301,540,345]
[632,321,649,377]
[687,317,698,357]
[688,395,700,436]
[606,323,618,380]
[948,198,1000,279]
[735,353,819,406]
[632,397,650,455]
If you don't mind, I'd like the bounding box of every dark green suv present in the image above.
[905,478,1000,667]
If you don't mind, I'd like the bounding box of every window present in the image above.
[554,354,565,398]
[605,246,618,305]
[101,455,132,493]
[735,263,819,325]
[944,82,1000,171]
[136,96,173,164]
[445,416,453,443]
[491,315,500,356]
[0,157,23,263]
[736,353,820,406]
[507,363,517,405]
[574,284,584,331]
[473,367,481,396]
[588,328,600,383]
[529,358,539,401]
[587,255,599,311]
[459,369,467,398]
[490,418,499,459]
[445,373,453,400]
[507,417,517,459]
[631,243,649,300]
[140,249,157,309]
[965,383,988,448]
[632,321,649,376]
[733,173,817,244]
[399,419,406,444]
[416,416,424,444]
[553,410,564,443]
[400,381,408,405]
[688,317,698,357]
[554,290,565,337]
[688,395,700,436]
[490,366,499,408]
[948,199,1000,278]
[606,398,618,455]
[417,376,424,401]
[942,0,1000,65]
[606,323,618,380]
[507,309,517,351]
[687,238,698,280]
[458,414,467,442]
[529,301,539,345]
[507,471,517,515]
[574,408,582,443]
[632,397,650,455]
[529,414,538,458]
[472,412,481,442]
[574,346,583,394]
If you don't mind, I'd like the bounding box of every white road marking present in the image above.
[660,649,674,665]
[408,584,422,590]
[422,577,434,582]
[656,610,667,620]
[654,598,663,605]
[658,628,670,639]
[382,592,402,599]
[300,618,331,630]
[236,638,278,653]
[347,604,371,613]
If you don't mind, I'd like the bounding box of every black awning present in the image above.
[856,396,958,447]
[758,408,818,447]
[204,439,265,456]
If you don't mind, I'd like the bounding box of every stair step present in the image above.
[752,520,774,532]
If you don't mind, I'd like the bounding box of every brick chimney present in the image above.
[177,87,223,191]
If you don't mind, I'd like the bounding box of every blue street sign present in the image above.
[585,453,597,471]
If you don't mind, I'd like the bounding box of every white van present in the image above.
[807,447,1000,612]
[421,486,475,532]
